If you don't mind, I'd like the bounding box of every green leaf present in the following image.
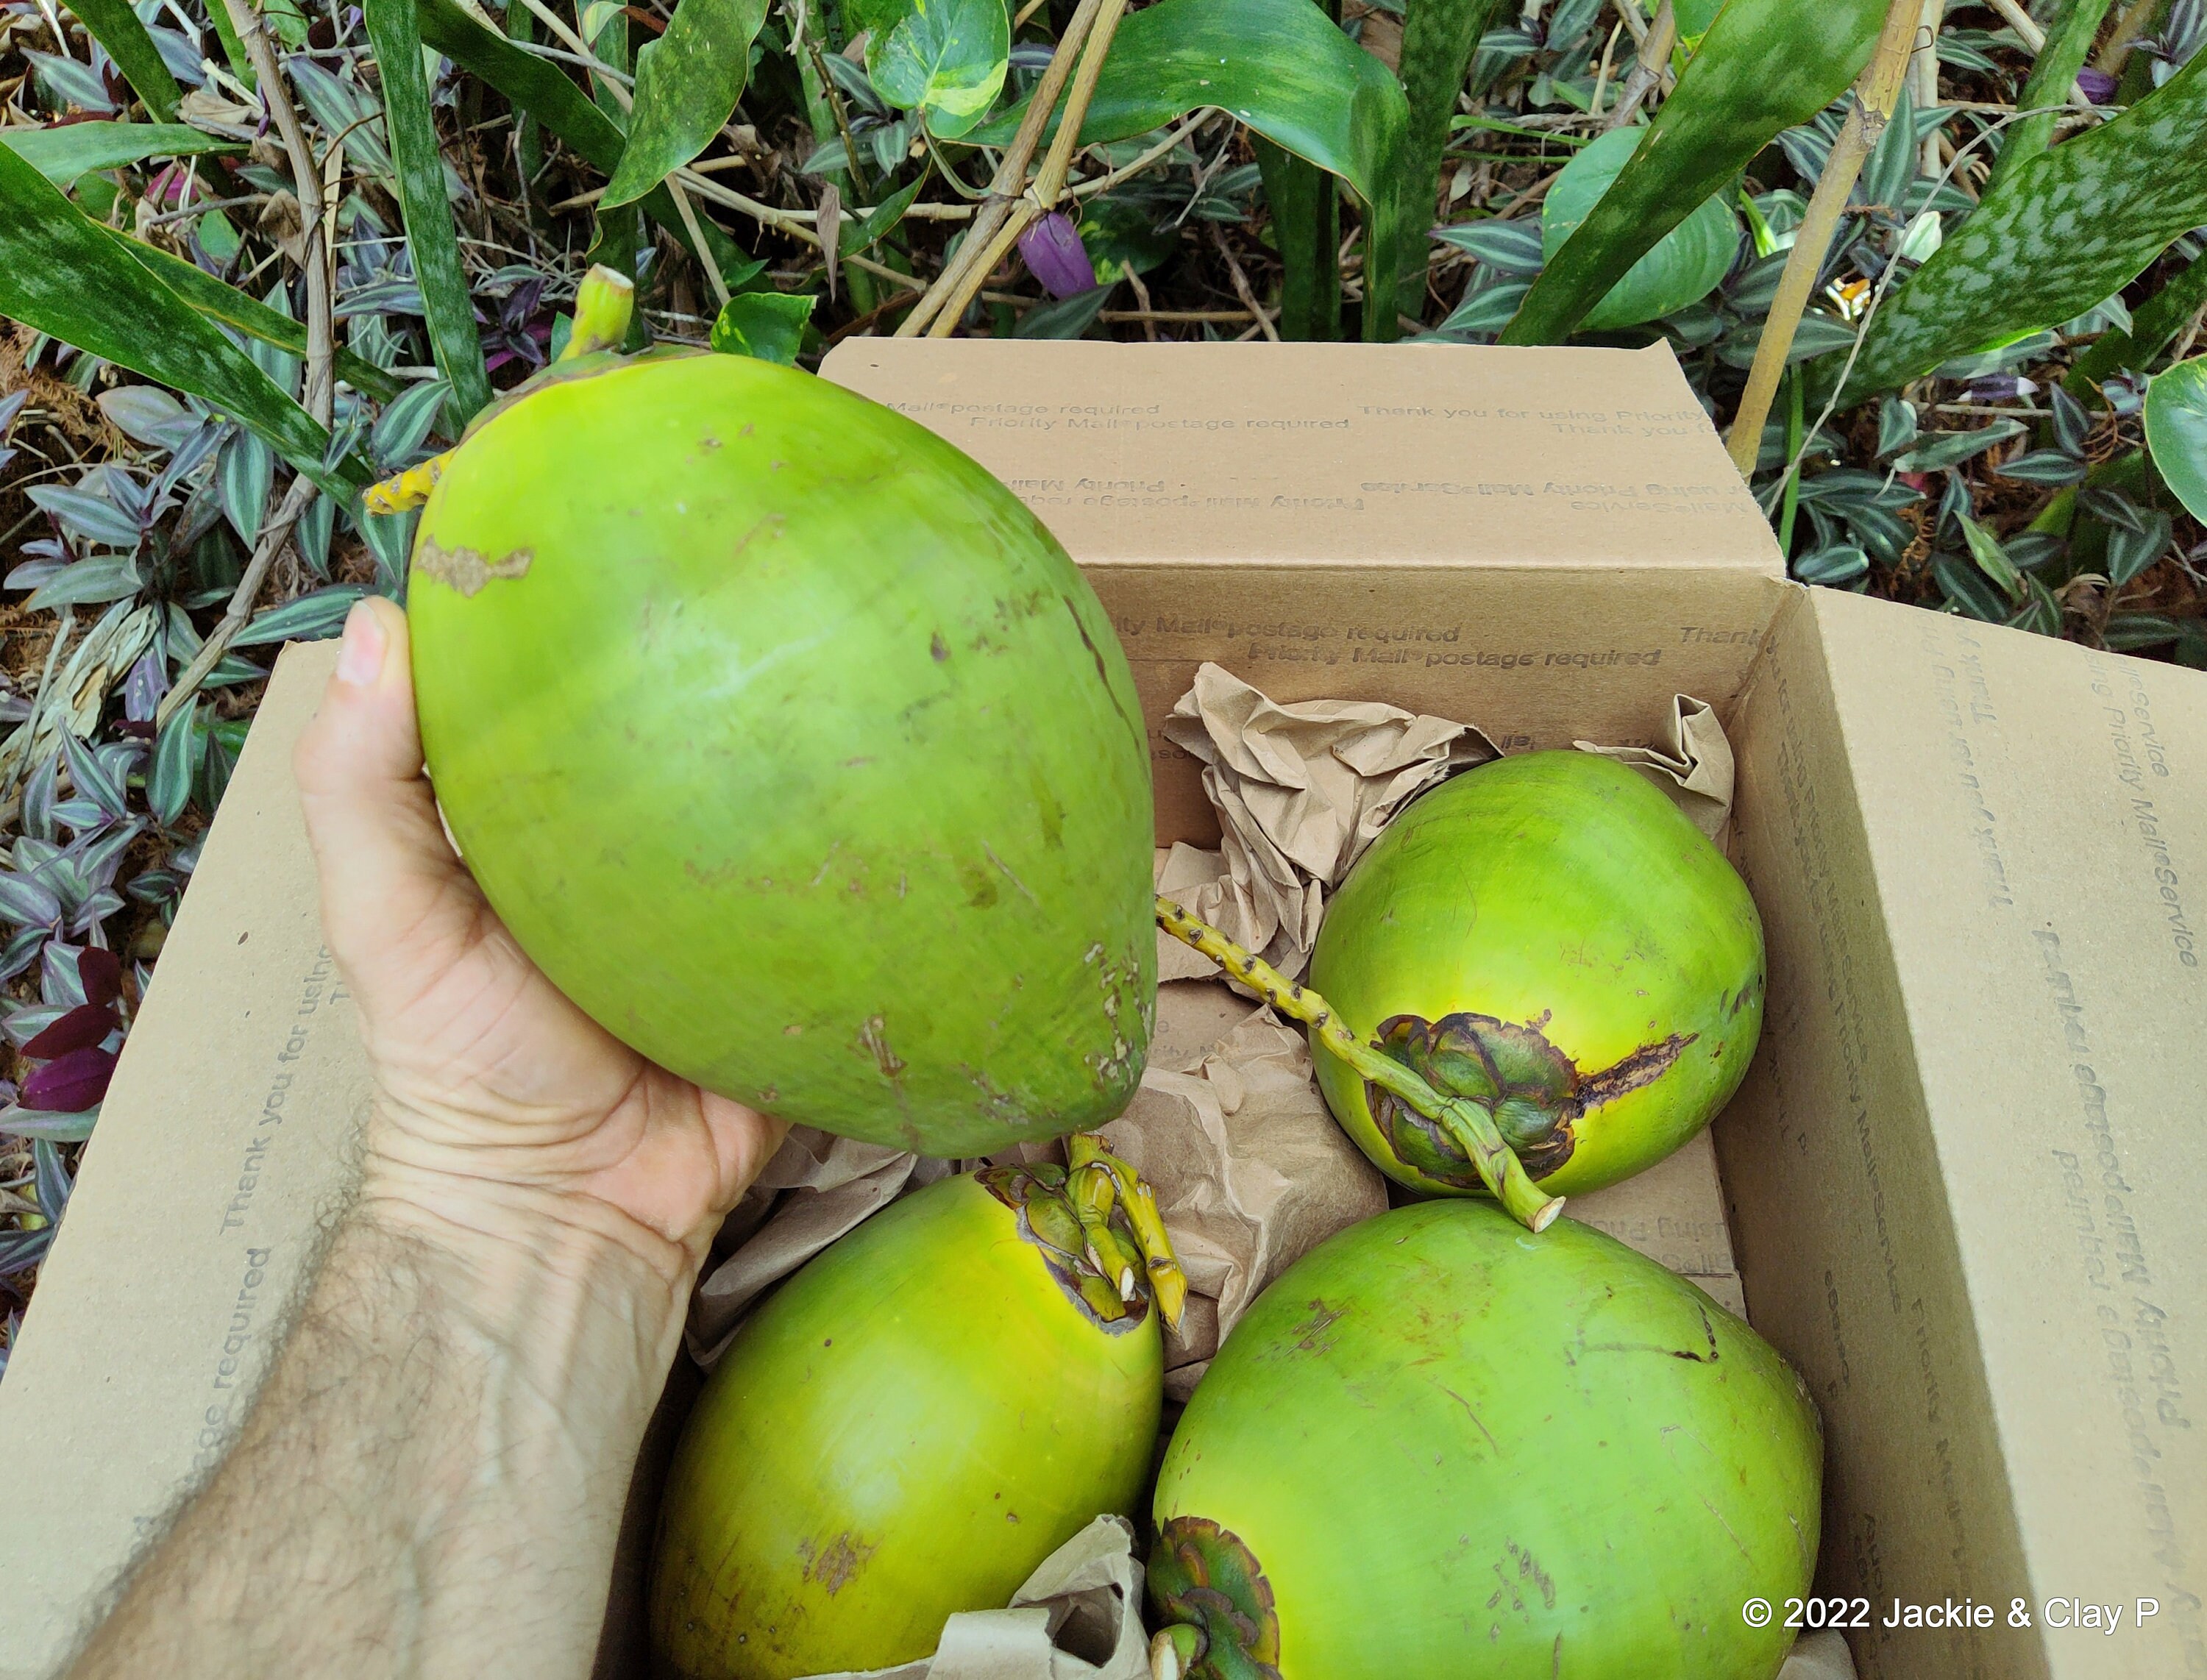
[1983,0,2117,196]
[1014,282,1114,339]
[603,0,769,206]
[709,291,817,363]
[231,583,370,648]
[1500,0,1885,344]
[416,0,758,285]
[0,121,238,186]
[2146,355,2207,526]
[1539,126,1738,332]
[859,0,1007,139]
[149,700,199,825]
[2105,508,2172,588]
[1842,49,2207,400]
[2068,254,2207,392]
[61,0,183,119]
[1397,0,1508,305]
[1889,419,2025,473]
[0,142,353,488]
[1795,543,1869,584]
[1956,512,2024,603]
[1078,196,1179,282]
[971,0,1408,341]
[1255,135,1340,341]
[24,555,141,611]
[364,0,492,423]
[96,223,399,403]
[842,174,926,256]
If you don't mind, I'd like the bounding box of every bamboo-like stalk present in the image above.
[1604,0,1674,129]
[920,0,1131,337]
[896,0,1111,336]
[1911,0,1946,174]
[1155,897,1562,1232]
[2094,0,2161,73]
[1724,0,1924,477]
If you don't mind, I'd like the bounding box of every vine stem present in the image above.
[1155,897,1562,1233]
[1724,0,1923,477]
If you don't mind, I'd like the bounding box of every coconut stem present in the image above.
[1067,1156,1143,1302]
[1155,897,1563,1234]
[1149,1625,1206,1680]
[564,263,636,360]
[1069,1133,1189,1330]
[365,265,639,516]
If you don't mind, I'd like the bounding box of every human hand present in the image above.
[294,597,786,1293]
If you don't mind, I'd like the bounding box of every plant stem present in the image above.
[1724,0,1922,477]
[1777,369,1804,554]
[2094,0,2162,74]
[1069,1133,1188,1328]
[898,0,1112,335]
[1155,897,1562,1232]
[1983,0,2117,196]
[919,0,1132,337]
[1604,0,1674,128]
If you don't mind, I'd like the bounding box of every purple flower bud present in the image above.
[2076,68,2119,104]
[1017,213,1097,300]
[21,1045,115,1113]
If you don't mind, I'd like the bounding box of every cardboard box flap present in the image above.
[1723,585,2207,1677]
[0,644,368,1680]
[821,339,1783,575]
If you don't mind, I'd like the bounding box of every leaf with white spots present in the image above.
[1842,47,2207,399]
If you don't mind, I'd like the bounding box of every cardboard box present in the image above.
[2,341,2201,1680]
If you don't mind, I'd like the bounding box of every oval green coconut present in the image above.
[1308,750,1763,1198]
[405,311,1154,1156]
[652,1168,1164,1680]
[1150,1201,1822,1679]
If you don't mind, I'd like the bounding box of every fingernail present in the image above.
[335,601,386,686]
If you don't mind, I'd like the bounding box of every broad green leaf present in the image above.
[710,291,817,364]
[1890,419,2025,473]
[973,0,1409,341]
[2105,508,2172,588]
[285,57,397,189]
[96,222,400,402]
[416,0,758,283]
[1540,125,1738,331]
[61,0,182,118]
[2146,355,2207,526]
[1501,0,1885,344]
[364,0,491,422]
[0,122,238,186]
[1397,0,1507,307]
[1842,48,2207,400]
[24,555,141,611]
[603,0,770,207]
[1795,544,1869,585]
[1255,135,1340,341]
[861,0,1009,139]
[0,143,352,487]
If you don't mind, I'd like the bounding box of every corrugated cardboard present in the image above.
[3,341,2201,1680]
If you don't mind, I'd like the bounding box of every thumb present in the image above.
[295,597,483,998]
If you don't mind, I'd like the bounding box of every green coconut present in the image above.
[1149,1201,1822,1680]
[652,1167,1165,1680]
[1307,750,1763,1199]
[397,272,1154,1156]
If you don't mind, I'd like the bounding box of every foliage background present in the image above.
[1,0,2203,1357]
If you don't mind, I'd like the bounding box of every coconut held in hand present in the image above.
[1309,750,1763,1197]
[390,271,1154,1155]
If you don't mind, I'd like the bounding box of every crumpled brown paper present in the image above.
[1781,1631,1859,1679]
[1154,668,1740,985]
[1158,663,1499,978]
[800,1515,1150,1680]
[1107,961,1388,1400]
[688,1131,976,1367]
[1574,691,1735,841]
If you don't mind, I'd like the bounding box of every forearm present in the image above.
[71,1172,694,1680]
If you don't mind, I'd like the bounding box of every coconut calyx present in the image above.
[1148,1517,1280,1680]
[363,265,695,516]
[1154,896,1562,1233]
[1367,1008,1699,1187]
[981,1133,1188,1332]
